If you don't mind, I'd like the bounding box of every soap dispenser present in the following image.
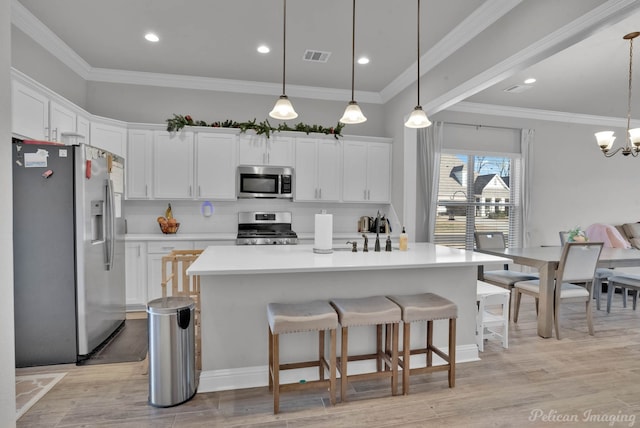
[399,226,408,251]
[385,234,392,252]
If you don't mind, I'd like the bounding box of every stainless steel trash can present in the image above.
[147,296,197,407]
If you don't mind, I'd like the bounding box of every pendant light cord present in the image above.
[627,35,634,143]
[282,0,287,96]
[350,0,356,102]
[416,0,421,107]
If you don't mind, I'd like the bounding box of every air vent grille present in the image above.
[503,84,532,94]
[303,50,331,63]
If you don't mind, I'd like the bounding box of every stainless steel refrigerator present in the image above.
[12,140,126,367]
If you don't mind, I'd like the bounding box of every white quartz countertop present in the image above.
[125,233,236,241]
[187,242,512,275]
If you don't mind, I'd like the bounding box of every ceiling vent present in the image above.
[503,84,533,94]
[303,50,331,63]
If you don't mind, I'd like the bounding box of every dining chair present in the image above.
[559,231,620,311]
[474,232,538,318]
[513,242,604,339]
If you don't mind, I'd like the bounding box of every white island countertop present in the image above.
[187,242,512,276]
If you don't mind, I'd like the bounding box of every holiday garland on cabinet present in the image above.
[166,114,345,139]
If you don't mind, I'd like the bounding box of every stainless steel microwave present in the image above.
[237,165,294,199]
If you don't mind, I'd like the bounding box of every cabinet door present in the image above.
[294,138,318,201]
[195,133,237,200]
[126,129,153,199]
[90,121,127,157]
[49,101,76,143]
[342,140,368,202]
[76,115,90,144]
[12,81,49,140]
[125,242,147,310]
[268,135,294,166]
[316,139,342,201]
[367,143,391,203]
[153,131,194,199]
[238,134,266,165]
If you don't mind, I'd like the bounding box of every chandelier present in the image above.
[595,31,640,156]
[269,0,298,120]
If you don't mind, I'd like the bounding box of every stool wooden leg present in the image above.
[402,321,410,395]
[384,324,391,372]
[340,326,349,402]
[449,318,456,388]
[319,330,325,381]
[426,320,433,367]
[376,325,383,372]
[329,328,337,405]
[268,327,273,392]
[391,322,399,396]
[272,332,280,414]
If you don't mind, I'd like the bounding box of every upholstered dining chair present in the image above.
[513,242,604,340]
[474,232,538,318]
[559,230,619,311]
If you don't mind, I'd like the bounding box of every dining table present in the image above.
[475,246,640,338]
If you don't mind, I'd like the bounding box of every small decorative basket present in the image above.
[159,222,180,234]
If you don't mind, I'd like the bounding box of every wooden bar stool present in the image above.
[267,300,338,414]
[329,296,401,401]
[387,293,457,395]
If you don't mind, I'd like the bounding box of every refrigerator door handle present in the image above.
[105,178,116,271]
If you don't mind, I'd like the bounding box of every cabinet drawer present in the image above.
[147,241,193,254]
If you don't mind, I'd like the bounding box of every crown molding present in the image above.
[379,0,523,103]
[447,101,639,128]
[11,0,91,79]
[87,67,382,104]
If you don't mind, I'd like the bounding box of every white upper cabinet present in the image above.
[239,134,294,166]
[153,130,194,199]
[49,101,77,143]
[195,132,238,200]
[12,80,49,141]
[342,140,391,203]
[126,129,153,199]
[90,120,127,157]
[76,115,90,144]
[295,138,342,202]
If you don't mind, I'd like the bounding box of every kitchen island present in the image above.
[187,243,511,393]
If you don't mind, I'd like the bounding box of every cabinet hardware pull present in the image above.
[319,188,322,199]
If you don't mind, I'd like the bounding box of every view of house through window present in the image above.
[434,153,521,250]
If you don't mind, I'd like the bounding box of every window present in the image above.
[434,153,522,250]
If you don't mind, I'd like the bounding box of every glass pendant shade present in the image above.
[269,95,298,120]
[404,106,432,128]
[595,131,615,151]
[340,101,367,124]
[630,128,640,146]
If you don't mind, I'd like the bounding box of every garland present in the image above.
[166,114,344,139]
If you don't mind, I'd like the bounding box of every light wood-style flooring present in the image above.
[16,293,640,427]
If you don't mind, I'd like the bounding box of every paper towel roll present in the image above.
[314,212,333,253]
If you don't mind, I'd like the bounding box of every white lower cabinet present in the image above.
[125,242,147,311]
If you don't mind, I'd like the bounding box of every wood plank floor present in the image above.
[16,293,640,427]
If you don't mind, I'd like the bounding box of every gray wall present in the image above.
[11,26,87,109]
[2,0,16,425]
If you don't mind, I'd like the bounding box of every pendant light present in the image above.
[405,0,432,128]
[269,0,298,120]
[340,0,367,124]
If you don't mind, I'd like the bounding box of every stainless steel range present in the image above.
[236,211,298,245]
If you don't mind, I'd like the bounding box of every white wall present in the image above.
[1,0,17,425]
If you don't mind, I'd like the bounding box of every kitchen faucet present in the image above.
[362,234,369,252]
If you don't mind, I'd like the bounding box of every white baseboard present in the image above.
[197,344,479,393]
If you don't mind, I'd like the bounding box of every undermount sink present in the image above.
[332,247,354,252]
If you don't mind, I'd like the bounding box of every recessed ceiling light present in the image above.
[357,57,370,65]
[524,78,536,84]
[144,33,159,42]
[257,45,270,54]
